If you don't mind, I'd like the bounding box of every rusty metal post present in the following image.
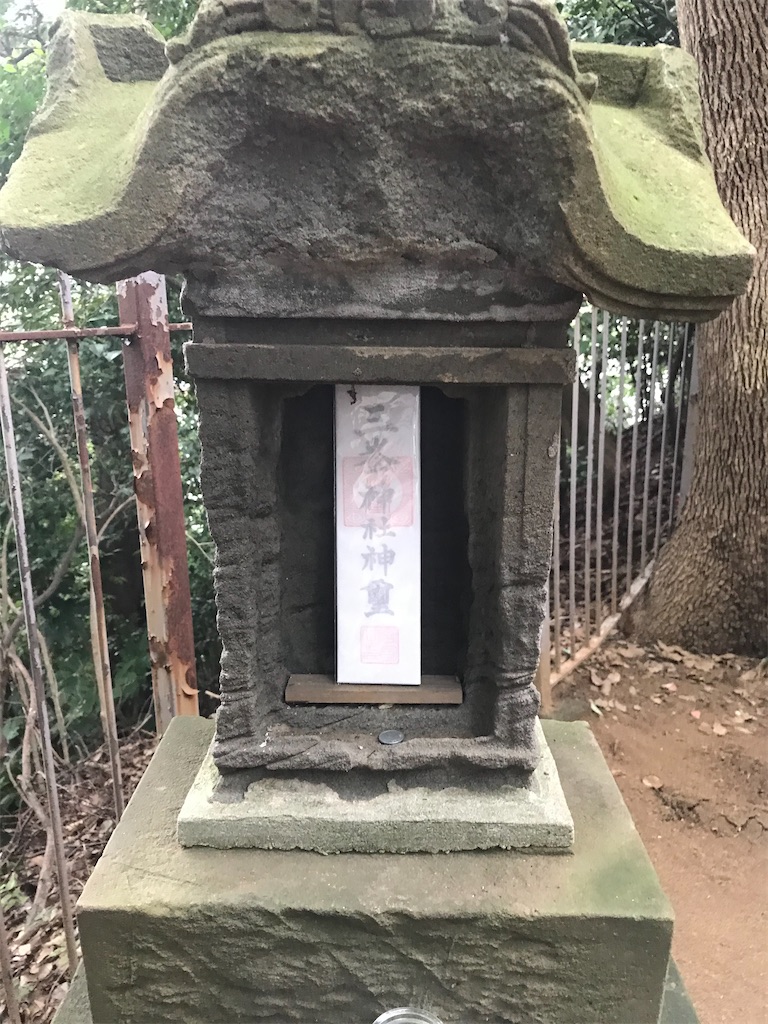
[58,274,125,819]
[116,274,198,731]
[0,344,79,972]
[0,326,137,343]
[669,325,691,529]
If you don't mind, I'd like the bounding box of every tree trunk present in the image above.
[632,0,768,654]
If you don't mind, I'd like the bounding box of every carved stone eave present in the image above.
[0,6,754,322]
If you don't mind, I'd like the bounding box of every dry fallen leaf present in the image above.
[657,641,685,663]
[682,653,716,673]
[621,644,646,659]
[642,775,663,790]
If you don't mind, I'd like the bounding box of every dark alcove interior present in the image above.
[278,384,470,683]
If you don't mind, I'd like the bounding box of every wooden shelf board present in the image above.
[285,674,463,706]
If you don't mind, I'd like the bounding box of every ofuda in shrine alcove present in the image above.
[281,384,469,701]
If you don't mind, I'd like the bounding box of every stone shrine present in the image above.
[0,1,752,1021]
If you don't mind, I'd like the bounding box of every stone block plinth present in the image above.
[176,719,574,854]
[75,717,674,1024]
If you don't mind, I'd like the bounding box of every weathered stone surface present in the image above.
[662,960,702,1024]
[53,958,703,1024]
[189,313,572,347]
[264,0,318,31]
[178,719,574,852]
[87,16,168,82]
[360,0,436,37]
[0,6,753,321]
[75,717,675,1024]
[184,341,577,383]
[52,968,91,1024]
[194,354,561,772]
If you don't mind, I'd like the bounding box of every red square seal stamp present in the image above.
[360,626,400,665]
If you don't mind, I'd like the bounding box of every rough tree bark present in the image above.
[633,0,767,654]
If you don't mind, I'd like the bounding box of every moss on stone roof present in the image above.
[0,7,753,321]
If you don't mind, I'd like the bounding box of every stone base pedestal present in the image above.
[55,961,701,1024]
[70,718,677,1024]
[177,719,573,854]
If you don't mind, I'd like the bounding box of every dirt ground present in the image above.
[3,640,767,1024]
[1,731,157,1023]
[554,638,768,1024]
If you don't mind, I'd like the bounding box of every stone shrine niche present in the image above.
[0,0,753,785]
[0,8,753,1022]
[189,318,572,774]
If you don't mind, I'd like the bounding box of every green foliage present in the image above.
[0,278,219,767]
[0,44,44,184]
[66,0,199,38]
[560,0,678,46]
[0,0,46,59]
[0,870,25,910]
[0,0,212,820]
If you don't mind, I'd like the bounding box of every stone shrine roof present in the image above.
[0,0,753,321]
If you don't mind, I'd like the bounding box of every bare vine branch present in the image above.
[97,495,134,544]
[2,521,85,649]
[13,394,84,521]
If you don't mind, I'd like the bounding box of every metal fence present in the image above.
[538,308,693,711]
[0,293,692,1022]
[0,273,197,1024]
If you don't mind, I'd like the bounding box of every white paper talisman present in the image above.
[335,385,421,685]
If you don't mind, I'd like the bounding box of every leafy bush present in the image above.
[559,0,678,46]
[0,0,210,819]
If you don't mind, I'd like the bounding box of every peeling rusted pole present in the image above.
[0,344,79,972]
[58,274,125,819]
[0,325,137,342]
[116,274,198,731]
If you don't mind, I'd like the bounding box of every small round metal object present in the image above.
[377,729,405,746]
[373,1010,444,1024]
